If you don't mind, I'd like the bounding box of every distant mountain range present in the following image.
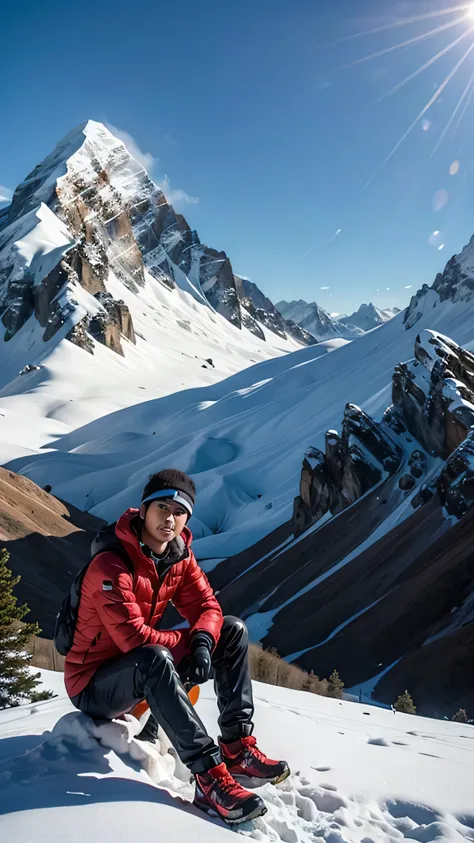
[276,300,400,342]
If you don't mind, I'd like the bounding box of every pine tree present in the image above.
[452,708,469,723]
[0,548,54,708]
[327,669,345,699]
[394,690,416,714]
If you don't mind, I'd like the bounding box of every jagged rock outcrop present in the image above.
[87,294,135,356]
[1,121,315,356]
[392,330,474,459]
[404,235,474,330]
[293,404,402,535]
[436,432,474,518]
[293,329,474,536]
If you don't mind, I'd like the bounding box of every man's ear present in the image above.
[139,503,147,520]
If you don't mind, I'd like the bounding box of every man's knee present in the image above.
[137,644,175,679]
[221,615,248,644]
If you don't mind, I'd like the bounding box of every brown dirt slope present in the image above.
[0,467,104,637]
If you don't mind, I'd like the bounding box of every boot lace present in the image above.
[241,735,268,763]
[208,763,248,797]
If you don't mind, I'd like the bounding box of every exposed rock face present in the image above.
[1,121,315,357]
[234,276,317,345]
[392,330,474,459]
[436,432,474,518]
[404,234,474,329]
[293,404,402,535]
[295,329,474,534]
[86,293,135,355]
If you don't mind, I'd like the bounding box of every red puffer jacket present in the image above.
[64,508,223,698]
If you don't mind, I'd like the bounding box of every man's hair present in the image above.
[141,469,196,516]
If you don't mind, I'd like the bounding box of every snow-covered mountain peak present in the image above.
[340,302,399,332]
[5,120,142,226]
[276,298,364,342]
[1,121,313,360]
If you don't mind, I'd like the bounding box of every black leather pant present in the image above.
[72,615,254,773]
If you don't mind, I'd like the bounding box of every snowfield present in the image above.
[0,670,472,843]
[3,294,474,563]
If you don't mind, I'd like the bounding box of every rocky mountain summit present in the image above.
[276,299,365,342]
[340,302,400,332]
[0,121,313,357]
[276,299,400,341]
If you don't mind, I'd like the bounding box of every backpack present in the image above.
[54,522,134,656]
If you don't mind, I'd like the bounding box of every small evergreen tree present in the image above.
[327,669,345,699]
[394,690,416,714]
[0,548,54,708]
[452,708,469,723]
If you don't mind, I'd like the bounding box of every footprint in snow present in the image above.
[367,737,391,747]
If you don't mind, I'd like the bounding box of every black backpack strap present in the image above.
[90,522,134,576]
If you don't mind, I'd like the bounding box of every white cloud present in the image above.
[0,184,12,203]
[404,285,412,289]
[320,286,330,290]
[159,175,199,209]
[106,123,155,172]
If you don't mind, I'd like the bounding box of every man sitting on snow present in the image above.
[65,468,289,824]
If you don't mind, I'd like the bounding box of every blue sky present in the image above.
[2,0,474,314]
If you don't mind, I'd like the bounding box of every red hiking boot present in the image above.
[194,762,266,824]
[219,735,290,786]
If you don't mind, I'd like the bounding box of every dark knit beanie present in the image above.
[141,469,196,517]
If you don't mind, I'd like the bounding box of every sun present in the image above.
[467,4,474,19]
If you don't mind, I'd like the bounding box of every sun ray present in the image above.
[430,65,474,156]
[317,5,472,48]
[453,74,474,132]
[377,26,473,101]
[337,16,467,72]
[363,36,474,190]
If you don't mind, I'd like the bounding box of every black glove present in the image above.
[187,632,213,685]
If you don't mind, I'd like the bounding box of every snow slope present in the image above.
[0,265,302,465]
[4,298,473,564]
[0,670,472,843]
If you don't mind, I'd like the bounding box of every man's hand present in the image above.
[187,632,213,685]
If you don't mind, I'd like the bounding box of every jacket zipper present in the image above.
[147,565,174,624]
[148,585,160,624]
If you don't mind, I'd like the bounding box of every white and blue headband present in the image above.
[141,488,194,517]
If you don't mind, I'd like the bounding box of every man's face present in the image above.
[141,499,188,545]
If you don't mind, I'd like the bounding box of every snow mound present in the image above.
[0,202,75,289]
[0,673,472,843]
